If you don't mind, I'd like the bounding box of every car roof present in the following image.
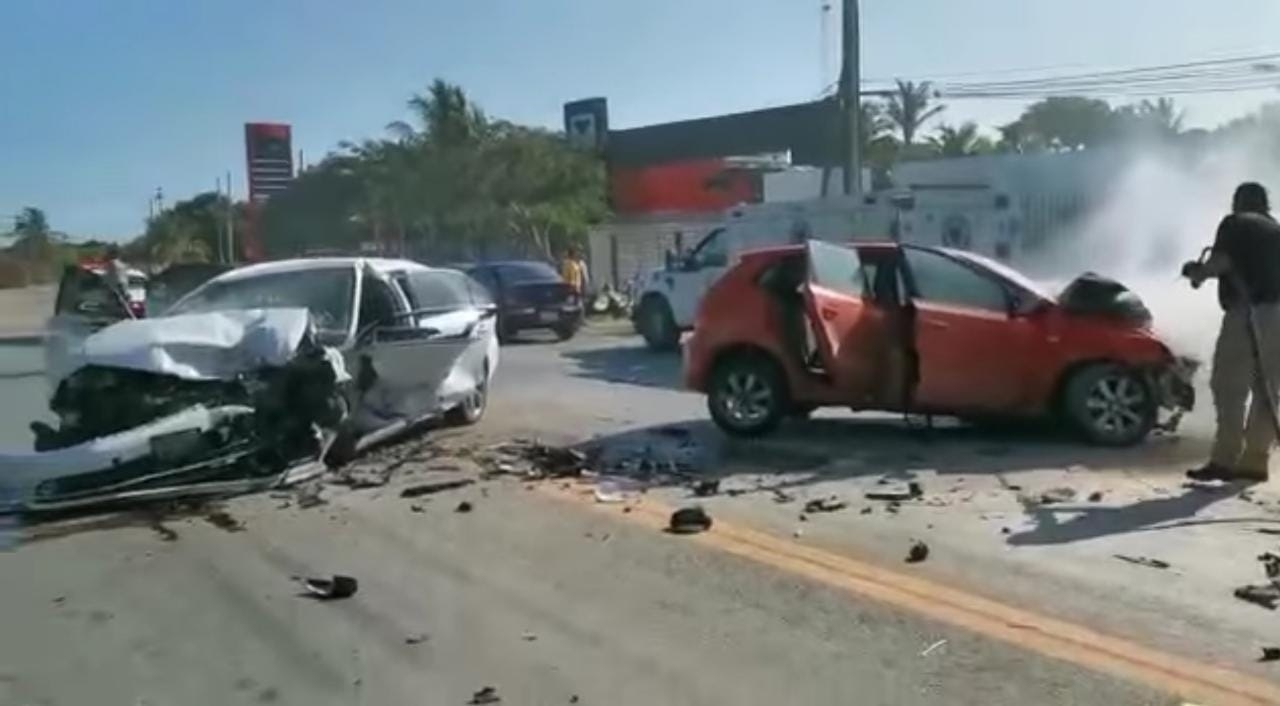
[209,257,436,285]
[468,260,555,269]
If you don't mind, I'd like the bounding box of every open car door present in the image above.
[45,265,136,389]
[800,241,890,408]
[354,269,493,429]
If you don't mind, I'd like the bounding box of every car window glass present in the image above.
[465,275,494,306]
[171,267,356,334]
[904,249,1008,312]
[495,262,559,284]
[806,240,865,297]
[469,268,500,296]
[358,275,402,329]
[407,271,473,310]
[692,228,727,268]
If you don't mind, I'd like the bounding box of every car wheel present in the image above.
[1063,363,1155,446]
[638,296,679,351]
[707,354,787,437]
[553,321,578,341]
[446,364,489,426]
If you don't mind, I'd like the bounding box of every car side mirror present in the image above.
[681,256,701,272]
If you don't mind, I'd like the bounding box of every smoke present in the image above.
[1022,135,1280,437]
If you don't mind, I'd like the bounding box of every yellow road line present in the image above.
[542,484,1280,706]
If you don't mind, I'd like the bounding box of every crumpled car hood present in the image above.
[70,307,321,382]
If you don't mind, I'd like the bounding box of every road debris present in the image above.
[400,479,475,498]
[521,631,538,641]
[906,541,930,563]
[860,506,873,515]
[203,509,244,532]
[405,633,429,645]
[1256,528,1280,536]
[692,479,720,497]
[409,503,425,513]
[469,686,501,704]
[865,482,922,502]
[1088,491,1105,502]
[668,506,713,534]
[1037,487,1078,505]
[1261,647,1280,662]
[772,488,796,504]
[295,482,327,509]
[1234,584,1280,610]
[920,639,947,657]
[1261,552,1280,579]
[455,501,474,513]
[148,519,179,542]
[331,465,392,489]
[300,574,358,600]
[804,496,848,514]
[1113,554,1170,570]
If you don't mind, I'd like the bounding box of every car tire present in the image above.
[446,363,489,426]
[707,353,787,437]
[638,296,679,352]
[1063,363,1156,446]
[497,320,516,345]
[553,321,579,341]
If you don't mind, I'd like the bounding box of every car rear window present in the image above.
[496,262,559,284]
[405,271,475,310]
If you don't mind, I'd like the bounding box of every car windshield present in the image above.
[495,262,560,284]
[168,267,356,335]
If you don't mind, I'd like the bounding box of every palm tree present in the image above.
[929,122,990,158]
[13,207,49,238]
[885,80,945,146]
[1134,98,1184,137]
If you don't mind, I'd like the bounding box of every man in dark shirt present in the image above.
[1185,182,1280,482]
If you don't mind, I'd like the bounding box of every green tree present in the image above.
[1004,97,1118,151]
[928,122,992,157]
[13,207,49,238]
[884,80,945,146]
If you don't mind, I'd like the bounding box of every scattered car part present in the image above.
[1235,584,1280,610]
[400,479,475,498]
[1037,487,1078,505]
[1261,647,1280,662]
[920,639,947,657]
[668,506,713,534]
[301,575,358,600]
[455,500,474,513]
[405,633,429,645]
[469,686,501,705]
[1088,491,1104,502]
[906,541,930,563]
[1113,554,1170,570]
[803,496,848,513]
[692,479,720,497]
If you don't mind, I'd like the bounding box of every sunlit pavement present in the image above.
[0,321,1272,705]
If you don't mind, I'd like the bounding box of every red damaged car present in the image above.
[683,240,1197,445]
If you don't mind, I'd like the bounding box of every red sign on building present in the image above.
[242,123,294,260]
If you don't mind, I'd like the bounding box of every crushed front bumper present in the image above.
[1151,355,1199,433]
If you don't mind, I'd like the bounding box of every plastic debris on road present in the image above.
[668,506,713,534]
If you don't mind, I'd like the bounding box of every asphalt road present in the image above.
[0,323,1269,705]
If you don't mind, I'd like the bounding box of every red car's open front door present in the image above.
[800,241,891,408]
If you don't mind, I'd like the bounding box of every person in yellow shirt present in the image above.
[560,246,589,296]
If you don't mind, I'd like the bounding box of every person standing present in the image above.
[103,244,135,314]
[1184,182,1280,482]
[560,246,589,296]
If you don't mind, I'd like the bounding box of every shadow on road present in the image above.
[1006,485,1246,546]
[561,344,682,390]
[579,415,1226,545]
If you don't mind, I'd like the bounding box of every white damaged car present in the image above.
[1,258,498,511]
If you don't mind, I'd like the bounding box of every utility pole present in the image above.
[841,0,861,196]
[225,170,235,263]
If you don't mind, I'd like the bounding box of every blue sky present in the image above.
[4,0,1280,239]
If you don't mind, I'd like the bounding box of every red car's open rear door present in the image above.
[800,241,890,407]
